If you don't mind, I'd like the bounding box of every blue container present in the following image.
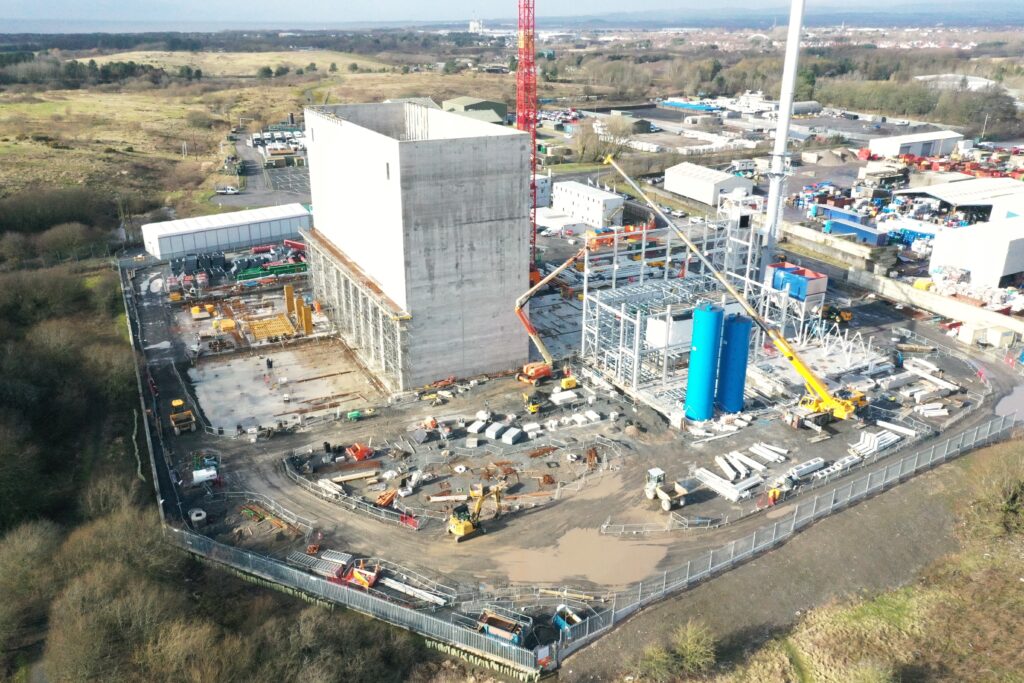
[715,314,753,413]
[684,304,724,421]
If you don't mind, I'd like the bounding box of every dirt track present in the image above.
[559,447,975,681]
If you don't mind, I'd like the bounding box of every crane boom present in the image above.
[514,248,587,367]
[602,156,863,421]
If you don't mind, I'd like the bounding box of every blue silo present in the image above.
[684,304,724,421]
[715,314,753,414]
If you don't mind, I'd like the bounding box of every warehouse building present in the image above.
[664,162,754,207]
[551,181,624,228]
[304,103,529,391]
[442,96,508,123]
[868,130,963,158]
[894,177,1024,224]
[930,216,1024,289]
[141,204,310,260]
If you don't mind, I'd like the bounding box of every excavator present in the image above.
[602,155,866,425]
[447,483,504,542]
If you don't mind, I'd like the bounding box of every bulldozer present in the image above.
[447,483,504,542]
[169,399,197,436]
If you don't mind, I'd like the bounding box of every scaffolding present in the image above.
[304,229,409,392]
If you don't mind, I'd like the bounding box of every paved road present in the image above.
[212,141,311,209]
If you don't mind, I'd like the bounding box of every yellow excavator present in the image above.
[514,249,586,389]
[447,483,504,542]
[602,156,866,424]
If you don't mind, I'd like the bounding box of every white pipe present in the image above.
[762,0,807,277]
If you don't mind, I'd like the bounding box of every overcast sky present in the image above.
[0,0,850,24]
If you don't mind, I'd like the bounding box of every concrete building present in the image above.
[442,96,508,123]
[142,204,310,260]
[551,181,624,228]
[664,162,754,207]
[536,171,552,208]
[868,130,963,158]
[304,103,530,391]
[930,217,1024,289]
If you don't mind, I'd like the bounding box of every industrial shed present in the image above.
[142,204,311,260]
[894,177,1024,222]
[664,162,754,207]
[868,130,963,158]
[930,216,1024,289]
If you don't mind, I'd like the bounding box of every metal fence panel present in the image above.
[552,414,1017,664]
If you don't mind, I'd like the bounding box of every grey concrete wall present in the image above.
[399,134,530,386]
[306,108,408,309]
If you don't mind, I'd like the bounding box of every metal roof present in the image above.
[443,96,503,108]
[665,162,737,184]
[869,130,963,146]
[383,97,440,109]
[552,180,623,202]
[894,177,1024,207]
[452,109,504,124]
[142,203,310,238]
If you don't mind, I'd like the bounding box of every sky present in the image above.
[0,0,845,24]
[0,0,1014,28]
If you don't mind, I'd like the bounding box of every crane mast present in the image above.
[516,0,538,265]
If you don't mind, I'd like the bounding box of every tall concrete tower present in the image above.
[304,103,530,391]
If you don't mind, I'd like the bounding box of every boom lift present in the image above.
[602,156,866,423]
[447,483,504,542]
[514,248,587,386]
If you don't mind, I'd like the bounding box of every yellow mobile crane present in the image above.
[602,156,865,423]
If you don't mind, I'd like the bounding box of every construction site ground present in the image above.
[133,259,1008,597]
[559,441,977,681]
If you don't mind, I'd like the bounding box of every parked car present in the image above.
[215,186,239,195]
[670,209,687,218]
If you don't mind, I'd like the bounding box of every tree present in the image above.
[295,68,304,75]
[347,62,359,73]
[177,65,194,80]
[306,62,317,72]
[193,68,202,80]
[329,62,338,72]
[274,65,290,77]
[257,66,273,79]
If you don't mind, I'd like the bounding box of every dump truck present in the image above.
[643,468,693,512]
[169,399,197,435]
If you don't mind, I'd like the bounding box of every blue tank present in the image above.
[684,304,724,421]
[715,314,753,414]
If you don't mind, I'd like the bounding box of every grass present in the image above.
[89,50,387,77]
[706,441,1024,683]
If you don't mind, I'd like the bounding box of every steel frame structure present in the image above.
[304,230,409,392]
[578,215,847,419]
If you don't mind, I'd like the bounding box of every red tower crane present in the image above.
[516,0,538,271]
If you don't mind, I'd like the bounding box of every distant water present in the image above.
[0,18,425,34]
